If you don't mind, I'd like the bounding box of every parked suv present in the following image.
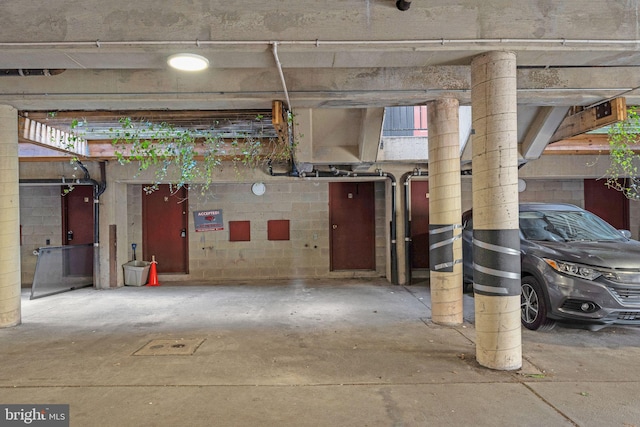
[462,203,640,331]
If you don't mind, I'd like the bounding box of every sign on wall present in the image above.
[193,210,224,232]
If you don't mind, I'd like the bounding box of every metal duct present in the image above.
[0,69,65,77]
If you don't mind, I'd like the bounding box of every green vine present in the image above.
[607,106,640,200]
[51,115,83,195]
[62,113,297,195]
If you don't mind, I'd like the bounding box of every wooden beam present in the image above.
[18,143,70,156]
[24,109,272,121]
[86,138,284,160]
[544,133,640,155]
[549,97,627,143]
[18,116,89,157]
[271,100,289,145]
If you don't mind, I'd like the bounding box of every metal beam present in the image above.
[521,106,570,160]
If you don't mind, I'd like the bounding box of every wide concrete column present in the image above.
[427,98,463,325]
[0,105,21,328]
[470,51,522,370]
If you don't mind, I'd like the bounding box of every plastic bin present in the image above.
[123,261,151,286]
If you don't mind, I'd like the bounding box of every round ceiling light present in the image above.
[167,53,209,71]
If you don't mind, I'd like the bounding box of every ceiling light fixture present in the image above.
[167,53,209,71]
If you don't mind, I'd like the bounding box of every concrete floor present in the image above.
[1,279,639,427]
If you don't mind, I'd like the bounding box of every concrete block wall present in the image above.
[463,178,640,239]
[19,186,62,286]
[462,178,584,212]
[518,179,584,206]
[517,179,640,239]
[126,180,387,282]
[18,172,639,286]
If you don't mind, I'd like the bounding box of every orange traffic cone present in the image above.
[147,255,160,286]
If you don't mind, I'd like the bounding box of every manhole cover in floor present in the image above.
[133,338,205,356]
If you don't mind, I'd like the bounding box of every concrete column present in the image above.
[0,105,21,328]
[470,51,522,370]
[98,163,128,289]
[427,98,463,325]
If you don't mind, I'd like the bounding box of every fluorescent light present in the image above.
[167,53,209,71]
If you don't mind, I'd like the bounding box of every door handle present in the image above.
[67,230,74,241]
[181,228,187,238]
[332,224,338,230]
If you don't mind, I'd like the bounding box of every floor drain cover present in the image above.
[133,338,205,356]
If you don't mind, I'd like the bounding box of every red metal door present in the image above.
[410,180,430,269]
[142,185,189,273]
[61,185,94,275]
[584,179,629,230]
[329,182,376,270]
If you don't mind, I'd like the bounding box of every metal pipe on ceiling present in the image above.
[271,42,291,109]
[0,38,639,49]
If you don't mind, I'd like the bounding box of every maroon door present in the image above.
[329,182,376,270]
[410,180,430,269]
[142,185,189,273]
[584,179,629,230]
[61,185,94,275]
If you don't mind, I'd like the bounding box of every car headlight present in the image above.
[543,259,602,280]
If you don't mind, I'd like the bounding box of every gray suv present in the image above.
[462,203,640,331]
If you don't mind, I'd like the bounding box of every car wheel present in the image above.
[521,276,556,331]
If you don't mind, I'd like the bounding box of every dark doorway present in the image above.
[410,180,430,269]
[61,185,94,275]
[584,179,629,230]
[329,182,376,270]
[142,185,189,273]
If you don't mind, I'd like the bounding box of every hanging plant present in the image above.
[50,115,84,195]
[63,112,296,194]
[606,106,640,200]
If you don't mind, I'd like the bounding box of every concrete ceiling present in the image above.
[2,0,639,162]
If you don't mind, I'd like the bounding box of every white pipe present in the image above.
[0,88,636,100]
[271,42,291,109]
[0,38,639,49]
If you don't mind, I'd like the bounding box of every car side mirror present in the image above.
[619,229,632,239]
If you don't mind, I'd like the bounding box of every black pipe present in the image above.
[75,161,91,180]
[0,69,65,77]
[267,159,294,177]
[267,107,299,177]
[396,0,411,11]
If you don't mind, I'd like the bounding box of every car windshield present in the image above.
[519,210,626,242]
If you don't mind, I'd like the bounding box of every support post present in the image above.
[0,105,21,328]
[471,51,522,370]
[427,98,463,325]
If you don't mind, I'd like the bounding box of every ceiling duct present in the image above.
[0,69,65,77]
